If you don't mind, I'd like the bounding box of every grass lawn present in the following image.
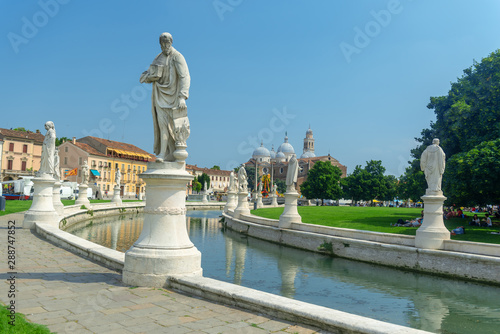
[0,305,53,334]
[0,199,142,216]
[251,206,500,245]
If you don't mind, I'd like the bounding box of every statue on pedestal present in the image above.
[238,166,248,193]
[115,169,121,187]
[272,183,277,195]
[140,32,191,162]
[204,181,208,193]
[420,138,446,194]
[229,171,238,192]
[286,156,298,192]
[53,147,60,181]
[39,121,56,176]
[81,161,89,185]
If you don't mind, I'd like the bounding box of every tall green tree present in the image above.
[300,161,343,202]
[404,49,500,205]
[211,165,221,170]
[342,160,392,203]
[197,173,210,191]
[443,139,500,206]
[397,167,425,202]
[274,179,286,194]
[56,137,70,146]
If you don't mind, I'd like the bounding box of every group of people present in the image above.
[469,214,493,227]
[391,211,424,227]
[444,208,466,220]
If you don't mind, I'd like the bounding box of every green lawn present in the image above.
[0,305,53,334]
[0,199,142,216]
[251,206,500,244]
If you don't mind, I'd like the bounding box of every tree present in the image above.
[244,166,256,191]
[300,161,343,202]
[196,173,210,191]
[443,139,500,206]
[342,160,393,204]
[405,49,500,205]
[274,179,286,194]
[192,180,202,193]
[56,137,70,146]
[397,166,426,202]
[13,127,29,132]
[211,165,220,170]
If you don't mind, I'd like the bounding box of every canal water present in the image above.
[65,210,500,333]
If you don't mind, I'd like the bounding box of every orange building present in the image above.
[0,128,45,181]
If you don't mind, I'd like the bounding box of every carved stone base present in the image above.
[202,192,208,203]
[224,190,237,213]
[52,181,65,216]
[75,184,91,208]
[233,191,250,219]
[123,162,201,288]
[24,174,59,229]
[111,185,122,205]
[415,194,450,249]
[271,194,278,207]
[279,191,302,229]
[257,193,264,209]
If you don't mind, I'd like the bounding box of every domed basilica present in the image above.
[246,127,347,193]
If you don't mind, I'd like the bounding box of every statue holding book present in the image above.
[140,32,191,162]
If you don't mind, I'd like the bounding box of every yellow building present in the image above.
[0,128,45,181]
[59,136,155,198]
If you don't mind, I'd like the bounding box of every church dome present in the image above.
[252,142,270,159]
[277,134,295,154]
[269,145,276,160]
[300,151,316,159]
[276,151,286,162]
[306,127,313,135]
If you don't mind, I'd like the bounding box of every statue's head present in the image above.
[44,121,54,130]
[432,138,440,145]
[159,32,173,54]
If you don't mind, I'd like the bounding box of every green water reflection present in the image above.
[65,211,500,333]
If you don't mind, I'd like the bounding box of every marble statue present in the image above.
[229,171,237,192]
[116,169,121,187]
[204,181,208,192]
[286,156,298,192]
[420,138,446,193]
[54,147,60,180]
[39,121,56,176]
[238,166,248,192]
[140,32,191,162]
[81,161,89,185]
[272,183,277,195]
[258,182,263,193]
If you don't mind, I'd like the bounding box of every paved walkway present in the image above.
[0,212,327,334]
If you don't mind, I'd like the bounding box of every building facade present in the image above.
[246,128,347,195]
[186,164,232,194]
[58,136,155,197]
[0,128,45,181]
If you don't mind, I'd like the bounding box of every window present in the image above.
[7,160,13,170]
[9,143,14,151]
[64,157,68,165]
[79,157,82,165]
[21,161,26,171]
[23,144,28,153]
[65,146,68,153]
[280,167,284,174]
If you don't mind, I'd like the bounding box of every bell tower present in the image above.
[303,126,314,154]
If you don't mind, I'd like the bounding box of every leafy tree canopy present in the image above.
[211,165,220,170]
[300,161,343,200]
[196,173,210,191]
[342,160,394,203]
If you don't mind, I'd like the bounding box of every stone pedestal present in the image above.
[279,190,302,229]
[257,192,264,209]
[224,190,237,213]
[24,174,59,229]
[415,193,450,249]
[271,194,278,207]
[75,184,91,208]
[111,185,122,205]
[123,162,202,288]
[233,191,250,219]
[52,181,64,216]
[138,192,143,201]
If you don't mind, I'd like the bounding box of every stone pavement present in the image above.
[0,213,328,334]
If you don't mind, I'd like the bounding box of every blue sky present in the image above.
[2,0,500,176]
